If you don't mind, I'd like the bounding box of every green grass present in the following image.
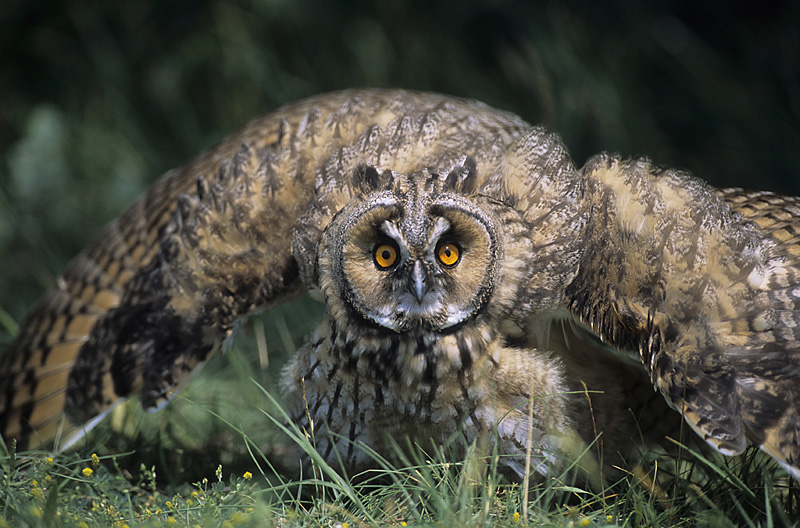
[0,303,797,527]
[1,403,797,527]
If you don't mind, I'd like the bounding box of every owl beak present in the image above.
[410,260,428,302]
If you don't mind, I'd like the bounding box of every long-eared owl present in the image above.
[1,89,799,481]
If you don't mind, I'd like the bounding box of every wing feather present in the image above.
[0,89,530,450]
[568,154,800,477]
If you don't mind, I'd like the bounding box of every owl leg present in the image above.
[472,344,600,484]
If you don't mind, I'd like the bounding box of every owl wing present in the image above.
[566,154,800,478]
[0,89,531,451]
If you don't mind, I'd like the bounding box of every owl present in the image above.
[1,89,798,482]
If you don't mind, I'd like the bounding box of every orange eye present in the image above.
[437,242,461,267]
[374,243,399,269]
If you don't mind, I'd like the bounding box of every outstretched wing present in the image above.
[0,89,531,451]
[567,154,800,478]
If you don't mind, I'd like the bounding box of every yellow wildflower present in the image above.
[91,453,100,468]
[243,471,253,480]
[579,518,591,527]
[45,457,54,465]
[512,512,520,524]
[82,467,93,477]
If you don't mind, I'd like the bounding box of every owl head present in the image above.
[296,159,532,334]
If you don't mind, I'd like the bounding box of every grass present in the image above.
[0,404,797,527]
[0,444,268,527]
[0,302,798,527]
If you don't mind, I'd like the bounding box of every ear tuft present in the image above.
[353,164,394,194]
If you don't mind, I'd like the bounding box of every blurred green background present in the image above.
[0,0,798,480]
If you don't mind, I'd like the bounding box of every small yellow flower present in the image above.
[243,471,252,480]
[77,522,89,528]
[401,523,407,527]
[579,518,591,527]
[606,514,614,523]
[165,501,173,509]
[191,491,199,498]
[30,487,45,501]
[186,499,193,506]
[31,479,38,486]
[82,467,93,477]
[45,457,54,465]
[512,512,521,524]
[166,517,177,526]
[91,453,100,468]
[44,475,52,482]
[341,523,349,528]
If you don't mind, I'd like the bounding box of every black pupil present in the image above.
[381,249,392,260]
[443,247,452,257]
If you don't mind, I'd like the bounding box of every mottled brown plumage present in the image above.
[1,90,798,481]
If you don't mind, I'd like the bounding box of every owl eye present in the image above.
[436,241,461,267]
[373,242,399,269]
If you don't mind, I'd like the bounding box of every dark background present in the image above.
[1,0,799,325]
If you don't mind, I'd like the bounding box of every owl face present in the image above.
[317,165,500,333]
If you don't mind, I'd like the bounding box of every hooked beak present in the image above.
[409,260,428,302]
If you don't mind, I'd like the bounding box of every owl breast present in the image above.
[281,315,490,469]
[281,305,578,477]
